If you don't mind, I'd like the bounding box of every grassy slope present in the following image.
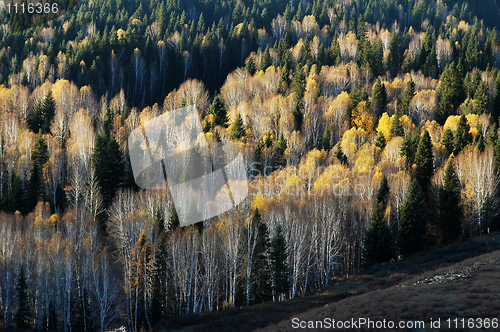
[157,233,500,332]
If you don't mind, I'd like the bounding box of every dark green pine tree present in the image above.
[436,62,465,125]
[321,127,331,151]
[388,32,401,77]
[362,175,393,268]
[269,224,289,300]
[208,95,229,127]
[335,144,349,165]
[401,78,416,115]
[374,131,386,149]
[400,130,420,166]
[169,207,180,231]
[454,114,472,154]
[371,77,387,117]
[442,128,455,154]
[249,209,272,304]
[15,266,30,329]
[291,65,306,99]
[246,57,256,75]
[390,112,404,138]
[275,133,287,167]
[150,230,168,323]
[465,34,479,72]
[414,130,434,192]
[41,89,56,134]
[105,136,125,206]
[28,131,49,210]
[231,112,246,139]
[437,157,463,245]
[474,81,489,115]
[291,102,303,131]
[259,46,272,72]
[399,180,427,257]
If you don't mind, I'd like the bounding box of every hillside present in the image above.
[1,0,500,330]
[156,234,500,332]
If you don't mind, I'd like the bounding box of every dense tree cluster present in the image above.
[0,0,500,330]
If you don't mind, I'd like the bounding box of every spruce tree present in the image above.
[437,157,463,245]
[362,175,394,268]
[334,144,348,165]
[454,114,472,154]
[321,127,331,151]
[389,33,401,77]
[259,46,272,72]
[399,180,427,257]
[275,133,287,167]
[208,95,229,127]
[442,128,455,154]
[401,78,416,115]
[400,130,420,166]
[292,65,306,99]
[390,112,404,138]
[15,266,30,329]
[29,131,49,208]
[250,209,272,304]
[374,131,386,149]
[414,130,434,192]
[291,102,303,131]
[246,57,256,75]
[269,225,289,299]
[474,81,489,114]
[371,77,387,117]
[231,112,246,139]
[436,62,464,125]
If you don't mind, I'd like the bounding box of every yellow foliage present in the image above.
[422,120,442,145]
[341,127,367,161]
[443,115,460,132]
[47,214,58,224]
[351,101,376,133]
[353,144,376,174]
[376,113,392,140]
[252,193,269,212]
[399,114,415,133]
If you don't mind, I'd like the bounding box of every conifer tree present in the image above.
[401,78,416,115]
[292,65,306,99]
[390,112,404,138]
[335,144,348,165]
[362,175,394,267]
[291,102,303,131]
[399,180,427,257]
[259,46,272,72]
[29,131,49,208]
[437,157,462,245]
[246,57,256,75]
[275,133,287,167]
[389,33,401,77]
[321,127,331,151]
[454,114,472,154]
[169,207,180,231]
[436,62,464,124]
[15,266,30,329]
[131,230,151,327]
[400,130,420,166]
[414,130,434,192]
[371,77,387,117]
[208,95,229,127]
[250,209,272,304]
[374,131,386,149]
[474,81,489,114]
[231,112,245,139]
[269,225,289,299]
[442,128,455,154]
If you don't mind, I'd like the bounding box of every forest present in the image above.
[1,0,500,330]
